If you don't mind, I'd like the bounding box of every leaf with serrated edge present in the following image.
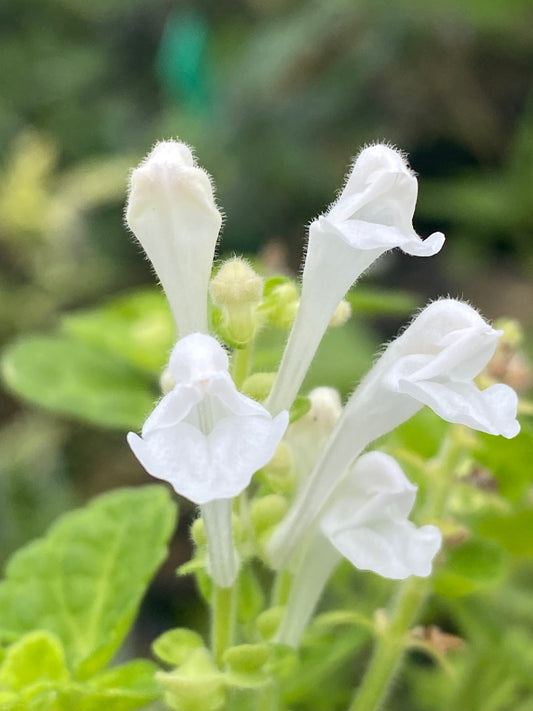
[0,486,177,679]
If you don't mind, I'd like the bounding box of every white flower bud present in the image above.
[126,140,222,337]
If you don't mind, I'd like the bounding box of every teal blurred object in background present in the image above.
[155,9,212,115]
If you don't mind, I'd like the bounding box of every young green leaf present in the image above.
[433,538,508,598]
[0,631,69,691]
[0,486,177,678]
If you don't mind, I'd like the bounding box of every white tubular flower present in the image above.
[128,333,288,505]
[126,140,222,337]
[268,299,520,569]
[277,452,440,647]
[128,333,288,587]
[320,452,442,579]
[266,144,445,415]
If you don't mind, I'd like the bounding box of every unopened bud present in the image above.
[262,441,294,493]
[251,495,288,535]
[260,278,300,330]
[210,258,264,345]
[241,372,276,402]
[329,299,352,327]
[157,648,225,711]
[223,643,270,674]
[257,606,284,640]
[191,517,207,547]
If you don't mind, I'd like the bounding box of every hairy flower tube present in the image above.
[277,452,441,647]
[128,333,288,585]
[269,299,520,569]
[266,144,445,415]
[126,140,222,337]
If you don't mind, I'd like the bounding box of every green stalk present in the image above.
[347,576,428,711]
[232,343,253,389]
[211,583,236,666]
[346,426,468,711]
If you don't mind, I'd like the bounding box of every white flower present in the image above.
[276,452,441,647]
[126,140,222,336]
[128,333,289,506]
[320,452,442,579]
[266,144,445,415]
[268,299,519,569]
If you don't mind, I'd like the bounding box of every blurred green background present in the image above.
[0,1,532,704]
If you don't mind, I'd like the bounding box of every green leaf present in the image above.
[433,538,508,598]
[82,659,160,710]
[474,510,533,557]
[1,335,155,430]
[386,409,448,460]
[0,486,177,678]
[0,660,159,711]
[473,427,533,501]
[89,658,159,693]
[61,289,175,375]
[0,631,69,691]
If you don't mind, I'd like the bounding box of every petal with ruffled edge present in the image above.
[317,215,445,256]
[398,379,520,438]
[320,452,442,579]
[128,410,288,505]
[322,518,441,579]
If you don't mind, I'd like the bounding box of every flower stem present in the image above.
[231,343,252,389]
[346,576,428,711]
[201,499,238,588]
[211,583,236,666]
[346,425,467,711]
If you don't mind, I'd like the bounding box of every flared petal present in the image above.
[399,379,520,438]
[129,332,289,506]
[322,518,441,579]
[128,411,288,505]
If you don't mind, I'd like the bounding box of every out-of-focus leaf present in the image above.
[0,631,69,691]
[346,287,421,317]
[473,427,533,502]
[1,335,155,430]
[61,289,174,375]
[433,538,508,598]
[0,486,177,678]
[474,510,533,558]
[386,409,449,460]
